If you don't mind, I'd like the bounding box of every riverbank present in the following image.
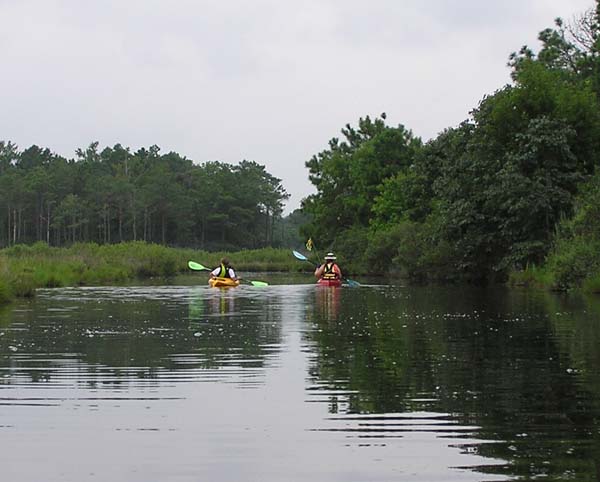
[508,266,600,295]
[3,241,598,308]
[0,241,304,305]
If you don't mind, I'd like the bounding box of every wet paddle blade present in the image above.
[292,250,308,261]
[249,280,269,287]
[345,278,361,288]
[188,260,210,271]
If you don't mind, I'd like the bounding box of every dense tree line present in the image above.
[0,142,289,250]
[302,2,600,284]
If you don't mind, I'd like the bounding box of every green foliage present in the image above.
[370,172,413,228]
[0,241,297,305]
[432,63,600,279]
[482,61,600,173]
[188,246,298,272]
[303,48,600,285]
[0,280,10,304]
[546,236,600,289]
[303,114,422,246]
[508,264,555,289]
[387,217,459,283]
[303,48,600,284]
[365,223,413,274]
[538,169,600,290]
[510,7,600,95]
[330,226,370,274]
[275,209,311,249]
[9,268,37,297]
[582,273,600,294]
[0,257,11,303]
[302,50,600,283]
[0,143,289,250]
[562,169,600,238]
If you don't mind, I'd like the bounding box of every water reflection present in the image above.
[0,284,599,481]
[0,286,284,388]
[314,285,342,319]
[188,287,238,319]
[305,286,600,480]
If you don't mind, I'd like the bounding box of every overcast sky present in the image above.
[0,0,594,212]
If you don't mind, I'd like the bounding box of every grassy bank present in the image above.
[0,241,304,305]
[508,170,600,295]
[508,264,557,290]
[509,263,600,294]
[508,240,600,295]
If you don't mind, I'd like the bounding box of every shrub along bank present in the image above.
[508,170,600,294]
[0,241,299,305]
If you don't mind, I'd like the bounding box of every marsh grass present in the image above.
[0,278,11,304]
[197,247,303,272]
[508,264,556,290]
[0,241,300,304]
[582,273,600,294]
[509,237,600,293]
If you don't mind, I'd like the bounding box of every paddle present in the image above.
[187,260,268,287]
[292,250,314,265]
[241,279,269,287]
[188,261,210,271]
[292,251,360,287]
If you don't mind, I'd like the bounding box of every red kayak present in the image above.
[317,278,342,287]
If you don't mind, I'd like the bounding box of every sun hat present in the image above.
[324,252,337,260]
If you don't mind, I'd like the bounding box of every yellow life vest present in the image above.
[218,263,232,278]
[322,262,339,279]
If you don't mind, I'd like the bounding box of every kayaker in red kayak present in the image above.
[314,252,342,284]
[210,257,239,282]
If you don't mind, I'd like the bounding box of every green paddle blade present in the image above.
[188,260,210,271]
[345,278,361,288]
[249,280,269,287]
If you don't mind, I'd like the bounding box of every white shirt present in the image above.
[211,266,236,278]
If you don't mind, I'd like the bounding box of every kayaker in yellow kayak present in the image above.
[314,252,342,286]
[210,257,239,283]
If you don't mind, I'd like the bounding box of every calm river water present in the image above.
[1,276,599,481]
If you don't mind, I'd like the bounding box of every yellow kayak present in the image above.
[208,277,240,288]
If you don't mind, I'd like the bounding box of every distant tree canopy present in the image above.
[303,115,422,242]
[0,141,289,250]
[302,1,600,283]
